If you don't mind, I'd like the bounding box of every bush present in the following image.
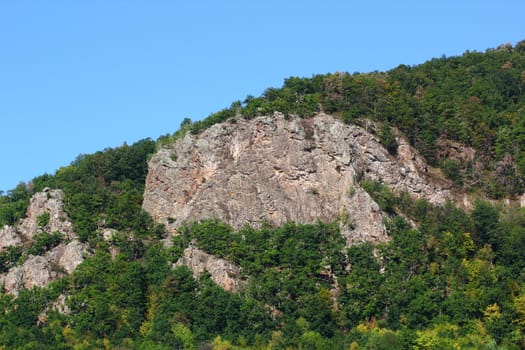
[27,231,63,256]
[36,212,50,228]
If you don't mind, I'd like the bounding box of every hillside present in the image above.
[0,42,524,349]
[176,41,525,199]
[144,112,456,244]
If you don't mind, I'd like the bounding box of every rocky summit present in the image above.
[143,112,457,245]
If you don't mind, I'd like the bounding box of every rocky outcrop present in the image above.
[1,241,85,296]
[143,113,454,245]
[2,255,57,295]
[46,240,86,274]
[0,188,87,295]
[17,188,75,241]
[0,225,22,250]
[174,245,245,292]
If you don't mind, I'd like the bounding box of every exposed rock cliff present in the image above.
[0,188,88,295]
[144,113,455,245]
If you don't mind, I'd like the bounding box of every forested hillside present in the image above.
[174,40,525,199]
[0,42,524,349]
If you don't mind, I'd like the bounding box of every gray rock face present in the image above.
[0,225,22,250]
[144,113,454,245]
[47,240,86,274]
[2,255,57,295]
[18,188,75,240]
[1,241,85,296]
[0,189,87,296]
[175,246,245,292]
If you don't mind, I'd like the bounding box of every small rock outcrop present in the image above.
[18,188,75,240]
[0,225,21,249]
[1,241,85,295]
[174,246,245,292]
[144,113,454,245]
[0,188,87,296]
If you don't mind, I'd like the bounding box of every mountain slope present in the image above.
[172,41,525,199]
[0,42,524,349]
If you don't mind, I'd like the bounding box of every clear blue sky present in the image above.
[1,1,524,193]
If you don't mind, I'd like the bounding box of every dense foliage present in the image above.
[1,198,525,348]
[0,42,524,348]
[1,138,159,240]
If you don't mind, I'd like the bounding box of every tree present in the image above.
[471,200,500,248]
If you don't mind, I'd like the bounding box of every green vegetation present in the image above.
[0,246,22,273]
[1,138,158,239]
[0,42,524,348]
[36,212,50,228]
[1,198,524,348]
[166,40,525,198]
[0,183,33,227]
[26,231,63,257]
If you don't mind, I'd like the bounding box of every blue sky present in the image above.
[1,1,524,193]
